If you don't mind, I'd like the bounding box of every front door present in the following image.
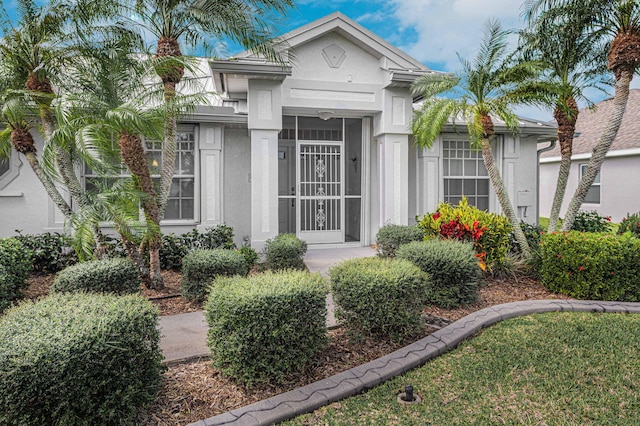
[298,142,343,243]
[278,116,364,244]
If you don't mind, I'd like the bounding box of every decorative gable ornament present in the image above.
[322,43,347,69]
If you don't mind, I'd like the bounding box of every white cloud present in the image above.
[388,0,524,71]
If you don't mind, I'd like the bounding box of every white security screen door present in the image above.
[278,116,364,244]
[298,142,343,243]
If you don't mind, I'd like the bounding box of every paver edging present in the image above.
[190,300,640,426]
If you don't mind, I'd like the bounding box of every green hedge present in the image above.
[618,212,640,237]
[0,238,33,313]
[540,232,640,300]
[397,240,480,308]
[160,225,236,270]
[181,249,248,301]
[375,224,424,257]
[51,258,140,295]
[206,270,328,386]
[0,293,163,425]
[330,257,429,340]
[14,231,78,273]
[265,234,307,270]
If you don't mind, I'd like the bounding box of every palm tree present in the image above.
[411,19,540,259]
[525,0,640,231]
[0,92,73,218]
[57,32,169,288]
[0,0,89,210]
[0,0,113,254]
[124,0,294,219]
[519,9,610,232]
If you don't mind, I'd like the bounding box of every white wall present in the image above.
[223,128,252,247]
[540,155,640,222]
[413,134,540,224]
[0,134,66,238]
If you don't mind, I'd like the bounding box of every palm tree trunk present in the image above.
[11,127,73,218]
[481,138,532,258]
[548,154,571,232]
[119,131,164,289]
[548,101,578,233]
[155,37,184,220]
[158,87,177,220]
[561,69,632,231]
[24,151,73,218]
[40,108,107,257]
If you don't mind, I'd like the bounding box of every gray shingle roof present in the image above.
[540,89,640,158]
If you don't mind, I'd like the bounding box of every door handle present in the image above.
[291,186,295,207]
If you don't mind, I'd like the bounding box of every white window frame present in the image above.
[579,163,601,205]
[0,151,22,190]
[441,137,491,211]
[82,124,198,223]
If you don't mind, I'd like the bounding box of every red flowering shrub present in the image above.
[417,198,511,272]
[618,212,640,237]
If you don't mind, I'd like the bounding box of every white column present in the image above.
[379,133,409,225]
[247,80,283,250]
[198,124,223,228]
[250,130,279,250]
[417,138,441,215]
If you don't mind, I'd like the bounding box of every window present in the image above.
[84,125,196,221]
[579,163,600,204]
[442,139,490,210]
[0,151,22,190]
[0,158,9,178]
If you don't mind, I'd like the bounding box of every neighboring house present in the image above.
[539,89,640,222]
[0,12,556,248]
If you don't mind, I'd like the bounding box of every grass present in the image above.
[287,312,640,425]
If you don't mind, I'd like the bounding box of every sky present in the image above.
[262,0,639,122]
[4,0,639,121]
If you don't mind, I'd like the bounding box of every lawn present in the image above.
[287,312,640,425]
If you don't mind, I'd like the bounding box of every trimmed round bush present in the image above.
[0,293,164,425]
[51,257,140,295]
[540,232,640,301]
[330,257,429,340]
[375,224,424,257]
[0,237,33,313]
[181,249,248,301]
[397,239,480,308]
[206,270,328,386]
[265,233,307,270]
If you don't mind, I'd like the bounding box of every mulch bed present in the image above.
[20,271,568,425]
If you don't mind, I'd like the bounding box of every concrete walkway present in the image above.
[158,246,377,364]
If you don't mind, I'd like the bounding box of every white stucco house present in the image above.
[540,89,640,222]
[0,12,556,249]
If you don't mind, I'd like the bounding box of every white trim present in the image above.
[540,147,640,163]
[0,150,22,190]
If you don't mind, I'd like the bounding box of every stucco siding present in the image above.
[513,136,539,225]
[0,134,64,237]
[540,155,640,222]
[290,32,382,84]
[223,127,252,247]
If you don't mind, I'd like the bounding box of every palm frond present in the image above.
[412,98,462,148]
[410,73,459,99]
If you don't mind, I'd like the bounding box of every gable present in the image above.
[289,32,383,84]
[237,12,430,73]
